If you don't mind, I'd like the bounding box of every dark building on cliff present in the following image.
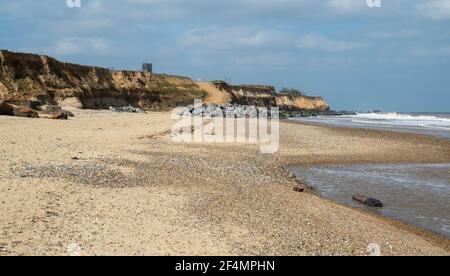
[142,63,153,73]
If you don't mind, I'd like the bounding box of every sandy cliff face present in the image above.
[276,94,330,111]
[0,50,205,110]
[0,50,330,112]
[209,81,330,111]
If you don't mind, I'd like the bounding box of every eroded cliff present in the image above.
[0,50,205,111]
[0,50,330,112]
[209,81,329,111]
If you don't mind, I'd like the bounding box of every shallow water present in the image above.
[290,112,450,140]
[291,163,450,238]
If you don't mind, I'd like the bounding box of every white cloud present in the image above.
[179,27,291,50]
[369,30,420,39]
[296,33,367,52]
[179,27,366,53]
[328,0,366,13]
[409,45,450,57]
[51,37,111,55]
[417,0,450,20]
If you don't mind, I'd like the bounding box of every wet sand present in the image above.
[291,163,450,238]
[0,110,449,256]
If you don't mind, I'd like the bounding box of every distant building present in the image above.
[142,63,153,73]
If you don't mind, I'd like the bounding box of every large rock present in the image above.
[13,107,39,118]
[0,101,39,118]
[59,97,83,109]
[49,111,68,120]
[0,101,14,116]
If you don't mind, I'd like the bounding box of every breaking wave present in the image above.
[347,113,450,129]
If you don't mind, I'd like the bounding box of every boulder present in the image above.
[49,111,68,120]
[22,98,44,110]
[0,101,15,116]
[0,101,39,118]
[60,97,83,109]
[62,110,75,117]
[42,105,62,113]
[12,107,39,118]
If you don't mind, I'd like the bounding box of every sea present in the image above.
[290,112,450,140]
[290,113,450,238]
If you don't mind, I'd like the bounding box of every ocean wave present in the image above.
[348,113,450,128]
[350,112,450,122]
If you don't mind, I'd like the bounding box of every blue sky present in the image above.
[1,0,449,112]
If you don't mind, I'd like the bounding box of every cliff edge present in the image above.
[0,50,205,111]
[0,50,329,112]
[207,81,329,111]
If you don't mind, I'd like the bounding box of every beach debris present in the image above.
[13,107,39,118]
[352,194,383,208]
[41,105,61,113]
[291,175,315,191]
[41,105,74,117]
[0,101,39,118]
[304,184,315,191]
[49,111,68,120]
[63,110,75,117]
[109,105,143,113]
[293,186,305,193]
[23,99,43,109]
[0,101,14,116]
[34,105,75,119]
[0,101,76,119]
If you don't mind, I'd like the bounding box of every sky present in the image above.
[0,0,449,112]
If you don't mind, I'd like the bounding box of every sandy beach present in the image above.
[1,110,449,256]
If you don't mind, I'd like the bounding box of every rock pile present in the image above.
[109,106,143,113]
[175,103,277,118]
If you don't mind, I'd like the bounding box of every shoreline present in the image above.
[1,111,449,255]
[284,119,450,166]
[284,120,450,249]
[286,166,450,251]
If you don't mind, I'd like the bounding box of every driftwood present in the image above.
[352,194,383,208]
